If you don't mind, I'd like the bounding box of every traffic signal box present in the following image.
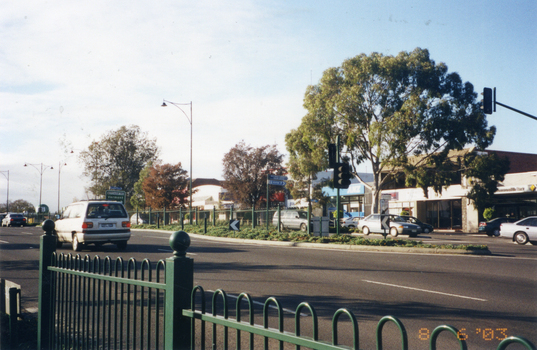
[334,162,352,189]
[482,87,493,115]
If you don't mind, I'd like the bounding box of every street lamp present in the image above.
[0,170,8,212]
[24,163,53,221]
[161,100,193,224]
[57,162,67,214]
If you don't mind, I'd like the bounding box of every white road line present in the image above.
[362,280,487,302]
[0,240,9,244]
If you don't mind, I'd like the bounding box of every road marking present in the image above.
[0,240,9,244]
[362,280,487,302]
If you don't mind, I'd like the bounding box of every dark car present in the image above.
[1,213,27,227]
[398,215,434,234]
[479,217,517,236]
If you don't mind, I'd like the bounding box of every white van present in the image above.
[54,201,131,251]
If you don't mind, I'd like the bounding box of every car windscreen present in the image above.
[86,203,127,218]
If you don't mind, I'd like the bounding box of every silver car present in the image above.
[273,210,310,231]
[499,216,537,245]
[357,214,422,237]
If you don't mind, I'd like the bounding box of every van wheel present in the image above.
[390,227,399,237]
[279,223,285,231]
[300,223,307,232]
[72,235,82,252]
[362,227,370,235]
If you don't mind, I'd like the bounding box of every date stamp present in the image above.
[418,328,508,341]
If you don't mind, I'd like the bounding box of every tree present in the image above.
[222,141,285,208]
[293,48,497,213]
[130,162,153,209]
[464,152,510,213]
[285,125,328,211]
[0,199,36,213]
[142,162,189,210]
[78,125,160,206]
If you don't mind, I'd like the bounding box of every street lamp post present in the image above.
[24,163,53,221]
[0,170,8,212]
[161,100,193,225]
[57,162,67,214]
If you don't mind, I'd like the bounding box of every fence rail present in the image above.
[36,220,536,350]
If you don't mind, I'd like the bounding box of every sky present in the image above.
[1,0,536,212]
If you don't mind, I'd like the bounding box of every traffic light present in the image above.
[482,87,493,114]
[328,143,336,168]
[334,162,352,189]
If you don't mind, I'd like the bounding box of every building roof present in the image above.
[484,150,537,173]
[192,178,223,188]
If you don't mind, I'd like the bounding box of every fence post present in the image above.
[38,219,57,350]
[252,206,255,229]
[212,207,216,226]
[165,230,194,350]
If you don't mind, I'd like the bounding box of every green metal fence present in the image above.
[129,207,282,230]
[37,221,535,350]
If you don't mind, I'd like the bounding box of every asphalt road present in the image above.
[1,226,536,350]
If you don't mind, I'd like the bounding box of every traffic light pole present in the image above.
[495,101,537,121]
[336,135,340,235]
[483,87,537,121]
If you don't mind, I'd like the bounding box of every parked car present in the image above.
[399,215,434,234]
[54,200,131,251]
[329,212,357,228]
[499,216,537,245]
[130,213,149,225]
[357,214,422,237]
[273,210,311,231]
[1,213,26,227]
[479,217,517,236]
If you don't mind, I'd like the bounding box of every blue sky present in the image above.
[1,0,536,210]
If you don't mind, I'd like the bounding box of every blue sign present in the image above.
[268,180,286,186]
[268,175,288,181]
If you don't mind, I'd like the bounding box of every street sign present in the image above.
[229,219,240,231]
[381,215,390,230]
[268,175,288,181]
[268,180,286,186]
[105,190,126,204]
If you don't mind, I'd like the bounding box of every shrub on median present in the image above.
[131,224,488,251]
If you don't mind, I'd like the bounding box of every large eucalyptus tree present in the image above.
[288,48,502,213]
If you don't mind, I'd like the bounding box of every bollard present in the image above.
[38,219,57,350]
[165,231,193,349]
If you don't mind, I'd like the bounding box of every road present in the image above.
[1,226,536,349]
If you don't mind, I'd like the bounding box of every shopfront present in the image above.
[424,199,462,230]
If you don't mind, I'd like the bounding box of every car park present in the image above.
[499,216,537,245]
[273,210,311,231]
[357,214,422,237]
[479,217,517,236]
[1,213,26,227]
[399,215,434,234]
[54,200,131,251]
